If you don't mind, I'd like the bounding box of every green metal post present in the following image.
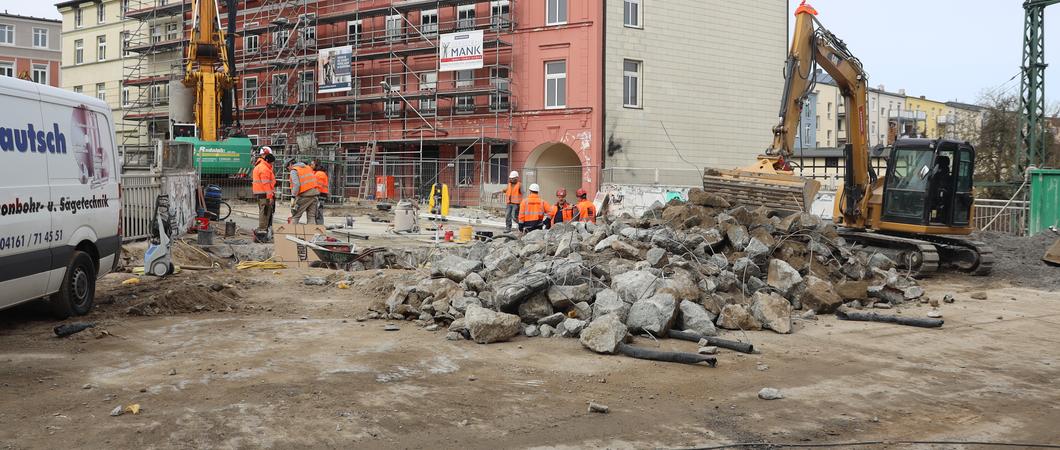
[1021,1,1060,177]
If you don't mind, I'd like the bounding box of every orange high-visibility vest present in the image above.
[550,201,576,223]
[315,171,329,195]
[505,181,523,205]
[293,165,319,195]
[518,194,550,223]
[252,159,276,199]
[576,199,596,223]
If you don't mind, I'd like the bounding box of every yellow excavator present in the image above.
[704,1,992,276]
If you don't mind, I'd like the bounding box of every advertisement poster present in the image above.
[440,30,484,72]
[318,46,353,93]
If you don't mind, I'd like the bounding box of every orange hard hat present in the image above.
[575,188,588,198]
[556,188,567,198]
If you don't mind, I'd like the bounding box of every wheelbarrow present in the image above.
[285,236,384,270]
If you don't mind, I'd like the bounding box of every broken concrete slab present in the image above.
[800,276,844,313]
[579,314,629,354]
[750,291,793,334]
[626,293,678,335]
[716,304,762,331]
[767,259,803,295]
[592,289,631,322]
[465,305,523,344]
[612,270,662,303]
[431,254,484,282]
[678,300,718,336]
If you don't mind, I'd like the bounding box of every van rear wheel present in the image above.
[50,251,96,318]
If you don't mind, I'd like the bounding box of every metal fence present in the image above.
[973,199,1029,236]
[121,172,162,242]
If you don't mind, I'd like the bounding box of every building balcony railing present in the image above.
[126,38,185,55]
[937,115,955,125]
[889,110,927,121]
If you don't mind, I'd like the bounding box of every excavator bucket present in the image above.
[1044,237,1060,266]
[702,156,821,214]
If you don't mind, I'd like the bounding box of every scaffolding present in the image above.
[230,0,515,205]
[121,0,190,169]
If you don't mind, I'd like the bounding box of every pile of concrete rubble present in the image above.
[372,188,925,355]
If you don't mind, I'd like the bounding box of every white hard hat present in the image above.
[259,146,273,155]
[529,183,540,192]
[509,171,519,178]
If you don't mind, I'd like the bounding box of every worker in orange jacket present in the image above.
[287,158,320,224]
[312,160,329,225]
[497,171,522,233]
[548,188,578,225]
[517,183,552,232]
[251,147,277,236]
[575,188,596,224]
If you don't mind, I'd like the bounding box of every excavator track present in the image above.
[839,231,940,276]
[838,230,994,277]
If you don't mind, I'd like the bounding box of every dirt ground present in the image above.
[1,264,1059,449]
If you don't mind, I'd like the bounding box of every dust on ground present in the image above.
[1,266,1059,449]
[974,231,1060,289]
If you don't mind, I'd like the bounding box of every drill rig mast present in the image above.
[184,0,234,142]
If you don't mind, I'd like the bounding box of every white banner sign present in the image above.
[439,30,484,72]
[318,46,353,93]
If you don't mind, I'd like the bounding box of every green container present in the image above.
[176,136,254,176]
[1029,168,1060,235]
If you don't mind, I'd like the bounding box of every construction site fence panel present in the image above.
[973,199,1029,236]
[121,172,162,242]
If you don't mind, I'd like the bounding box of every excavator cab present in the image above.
[881,138,975,229]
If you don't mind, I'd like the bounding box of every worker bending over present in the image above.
[548,188,579,225]
[517,183,552,232]
[575,188,596,223]
[251,147,277,238]
[287,159,320,224]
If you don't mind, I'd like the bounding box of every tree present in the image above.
[974,92,1020,198]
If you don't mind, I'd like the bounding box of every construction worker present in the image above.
[548,188,578,225]
[498,171,522,233]
[286,158,320,224]
[575,188,596,224]
[517,183,551,232]
[312,161,329,225]
[251,147,277,238]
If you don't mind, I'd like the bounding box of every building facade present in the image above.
[944,101,984,143]
[0,13,62,87]
[905,94,947,138]
[603,0,787,187]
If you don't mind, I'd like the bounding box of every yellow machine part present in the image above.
[702,156,821,214]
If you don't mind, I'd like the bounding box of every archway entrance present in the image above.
[525,142,582,203]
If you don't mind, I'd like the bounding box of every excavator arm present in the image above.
[184,0,234,142]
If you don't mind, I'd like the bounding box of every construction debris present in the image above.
[376,190,928,358]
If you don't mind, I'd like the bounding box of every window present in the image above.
[96,82,106,101]
[244,77,258,106]
[74,39,84,64]
[97,3,106,23]
[97,35,106,61]
[120,31,131,56]
[419,71,436,115]
[73,85,83,94]
[0,24,12,45]
[75,8,83,28]
[825,157,839,168]
[491,1,511,29]
[347,20,361,44]
[457,5,476,31]
[166,22,179,41]
[546,0,567,25]
[33,28,48,48]
[30,65,48,85]
[456,69,474,113]
[299,26,316,49]
[121,86,130,107]
[624,0,641,28]
[386,14,403,42]
[151,25,162,43]
[272,73,288,103]
[457,155,474,186]
[298,71,314,103]
[491,67,509,111]
[384,75,400,117]
[244,34,259,54]
[623,60,641,108]
[121,0,130,16]
[273,29,290,51]
[420,9,438,36]
[488,146,509,184]
[149,83,168,104]
[545,60,566,109]
[0,62,12,77]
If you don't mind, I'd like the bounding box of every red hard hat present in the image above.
[575,188,588,197]
[556,188,567,197]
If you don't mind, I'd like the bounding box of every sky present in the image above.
[2,0,1057,105]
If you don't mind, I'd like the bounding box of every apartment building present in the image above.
[943,101,984,143]
[0,13,62,87]
[906,94,948,139]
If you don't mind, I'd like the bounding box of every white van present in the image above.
[0,76,121,318]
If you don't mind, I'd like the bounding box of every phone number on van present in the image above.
[0,230,64,250]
